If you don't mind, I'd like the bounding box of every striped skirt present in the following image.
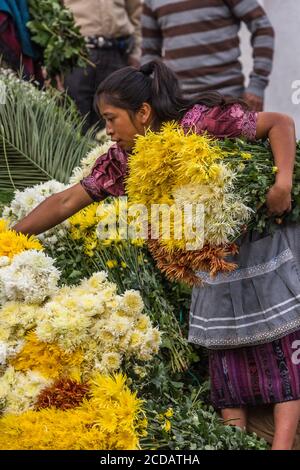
[188,223,300,407]
[189,224,300,349]
[209,329,300,408]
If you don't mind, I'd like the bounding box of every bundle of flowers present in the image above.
[2,142,113,247]
[69,141,113,184]
[65,200,192,374]
[126,123,300,285]
[68,197,145,258]
[0,223,59,305]
[2,181,70,246]
[0,270,160,408]
[0,223,159,449]
[0,373,147,450]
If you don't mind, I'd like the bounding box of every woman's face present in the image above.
[99,97,153,151]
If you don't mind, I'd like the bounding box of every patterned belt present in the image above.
[84,35,133,53]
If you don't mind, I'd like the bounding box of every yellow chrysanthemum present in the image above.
[0,373,145,449]
[162,419,171,432]
[125,123,254,256]
[89,372,127,401]
[127,122,225,207]
[0,230,43,259]
[11,332,84,380]
[165,407,174,418]
[106,259,118,269]
[125,123,242,251]
[0,218,9,233]
[241,152,252,160]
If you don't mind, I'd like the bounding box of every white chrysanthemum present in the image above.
[69,141,113,183]
[81,271,109,292]
[69,167,86,185]
[135,314,152,332]
[0,367,51,415]
[101,283,118,302]
[0,302,41,339]
[1,270,162,375]
[133,365,147,378]
[120,290,144,316]
[173,177,252,246]
[3,181,68,223]
[91,317,116,342]
[99,351,122,372]
[0,250,60,304]
[36,303,92,352]
[131,328,161,361]
[2,180,69,245]
[204,194,252,245]
[105,313,134,337]
[0,256,10,268]
[173,163,251,245]
[118,333,131,353]
[77,294,104,316]
[81,339,101,365]
[127,331,145,351]
[0,341,7,365]
[145,328,162,352]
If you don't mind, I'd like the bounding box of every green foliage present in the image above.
[0,190,14,205]
[221,138,300,235]
[142,387,268,450]
[27,0,89,77]
[0,72,94,190]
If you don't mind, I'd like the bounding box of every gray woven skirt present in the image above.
[189,223,300,349]
[189,223,300,408]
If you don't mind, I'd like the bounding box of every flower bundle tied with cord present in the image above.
[125,122,289,286]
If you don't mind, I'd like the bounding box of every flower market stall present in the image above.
[2,74,297,450]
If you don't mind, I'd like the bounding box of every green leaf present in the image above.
[0,77,94,190]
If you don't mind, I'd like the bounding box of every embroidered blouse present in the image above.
[80,103,258,201]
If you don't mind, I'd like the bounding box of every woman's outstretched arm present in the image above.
[256,112,296,215]
[13,183,93,236]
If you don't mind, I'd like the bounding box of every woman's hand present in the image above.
[266,183,292,216]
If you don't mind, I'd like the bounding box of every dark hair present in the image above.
[95,60,247,125]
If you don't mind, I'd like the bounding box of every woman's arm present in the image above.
[256,112,296,215]
[13,183,93,236]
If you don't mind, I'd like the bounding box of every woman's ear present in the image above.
[137,102,153,125]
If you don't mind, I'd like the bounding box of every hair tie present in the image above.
[139,62,155,78]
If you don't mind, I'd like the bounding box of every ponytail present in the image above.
[138,61,188,121]
[95,60,247,124]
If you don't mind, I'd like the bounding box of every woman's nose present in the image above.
[106,124,113,136]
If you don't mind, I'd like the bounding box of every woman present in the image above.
[13,60,300,450]
[0,0,43,83]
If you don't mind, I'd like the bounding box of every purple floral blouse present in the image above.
[81,103,258,201]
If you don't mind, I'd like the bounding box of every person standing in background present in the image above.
[0,0,43,83]
[142,0,274,111]
[63,0,142,133]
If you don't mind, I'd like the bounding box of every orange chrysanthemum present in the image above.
[148,238,238,286]
[35,378,89,410]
